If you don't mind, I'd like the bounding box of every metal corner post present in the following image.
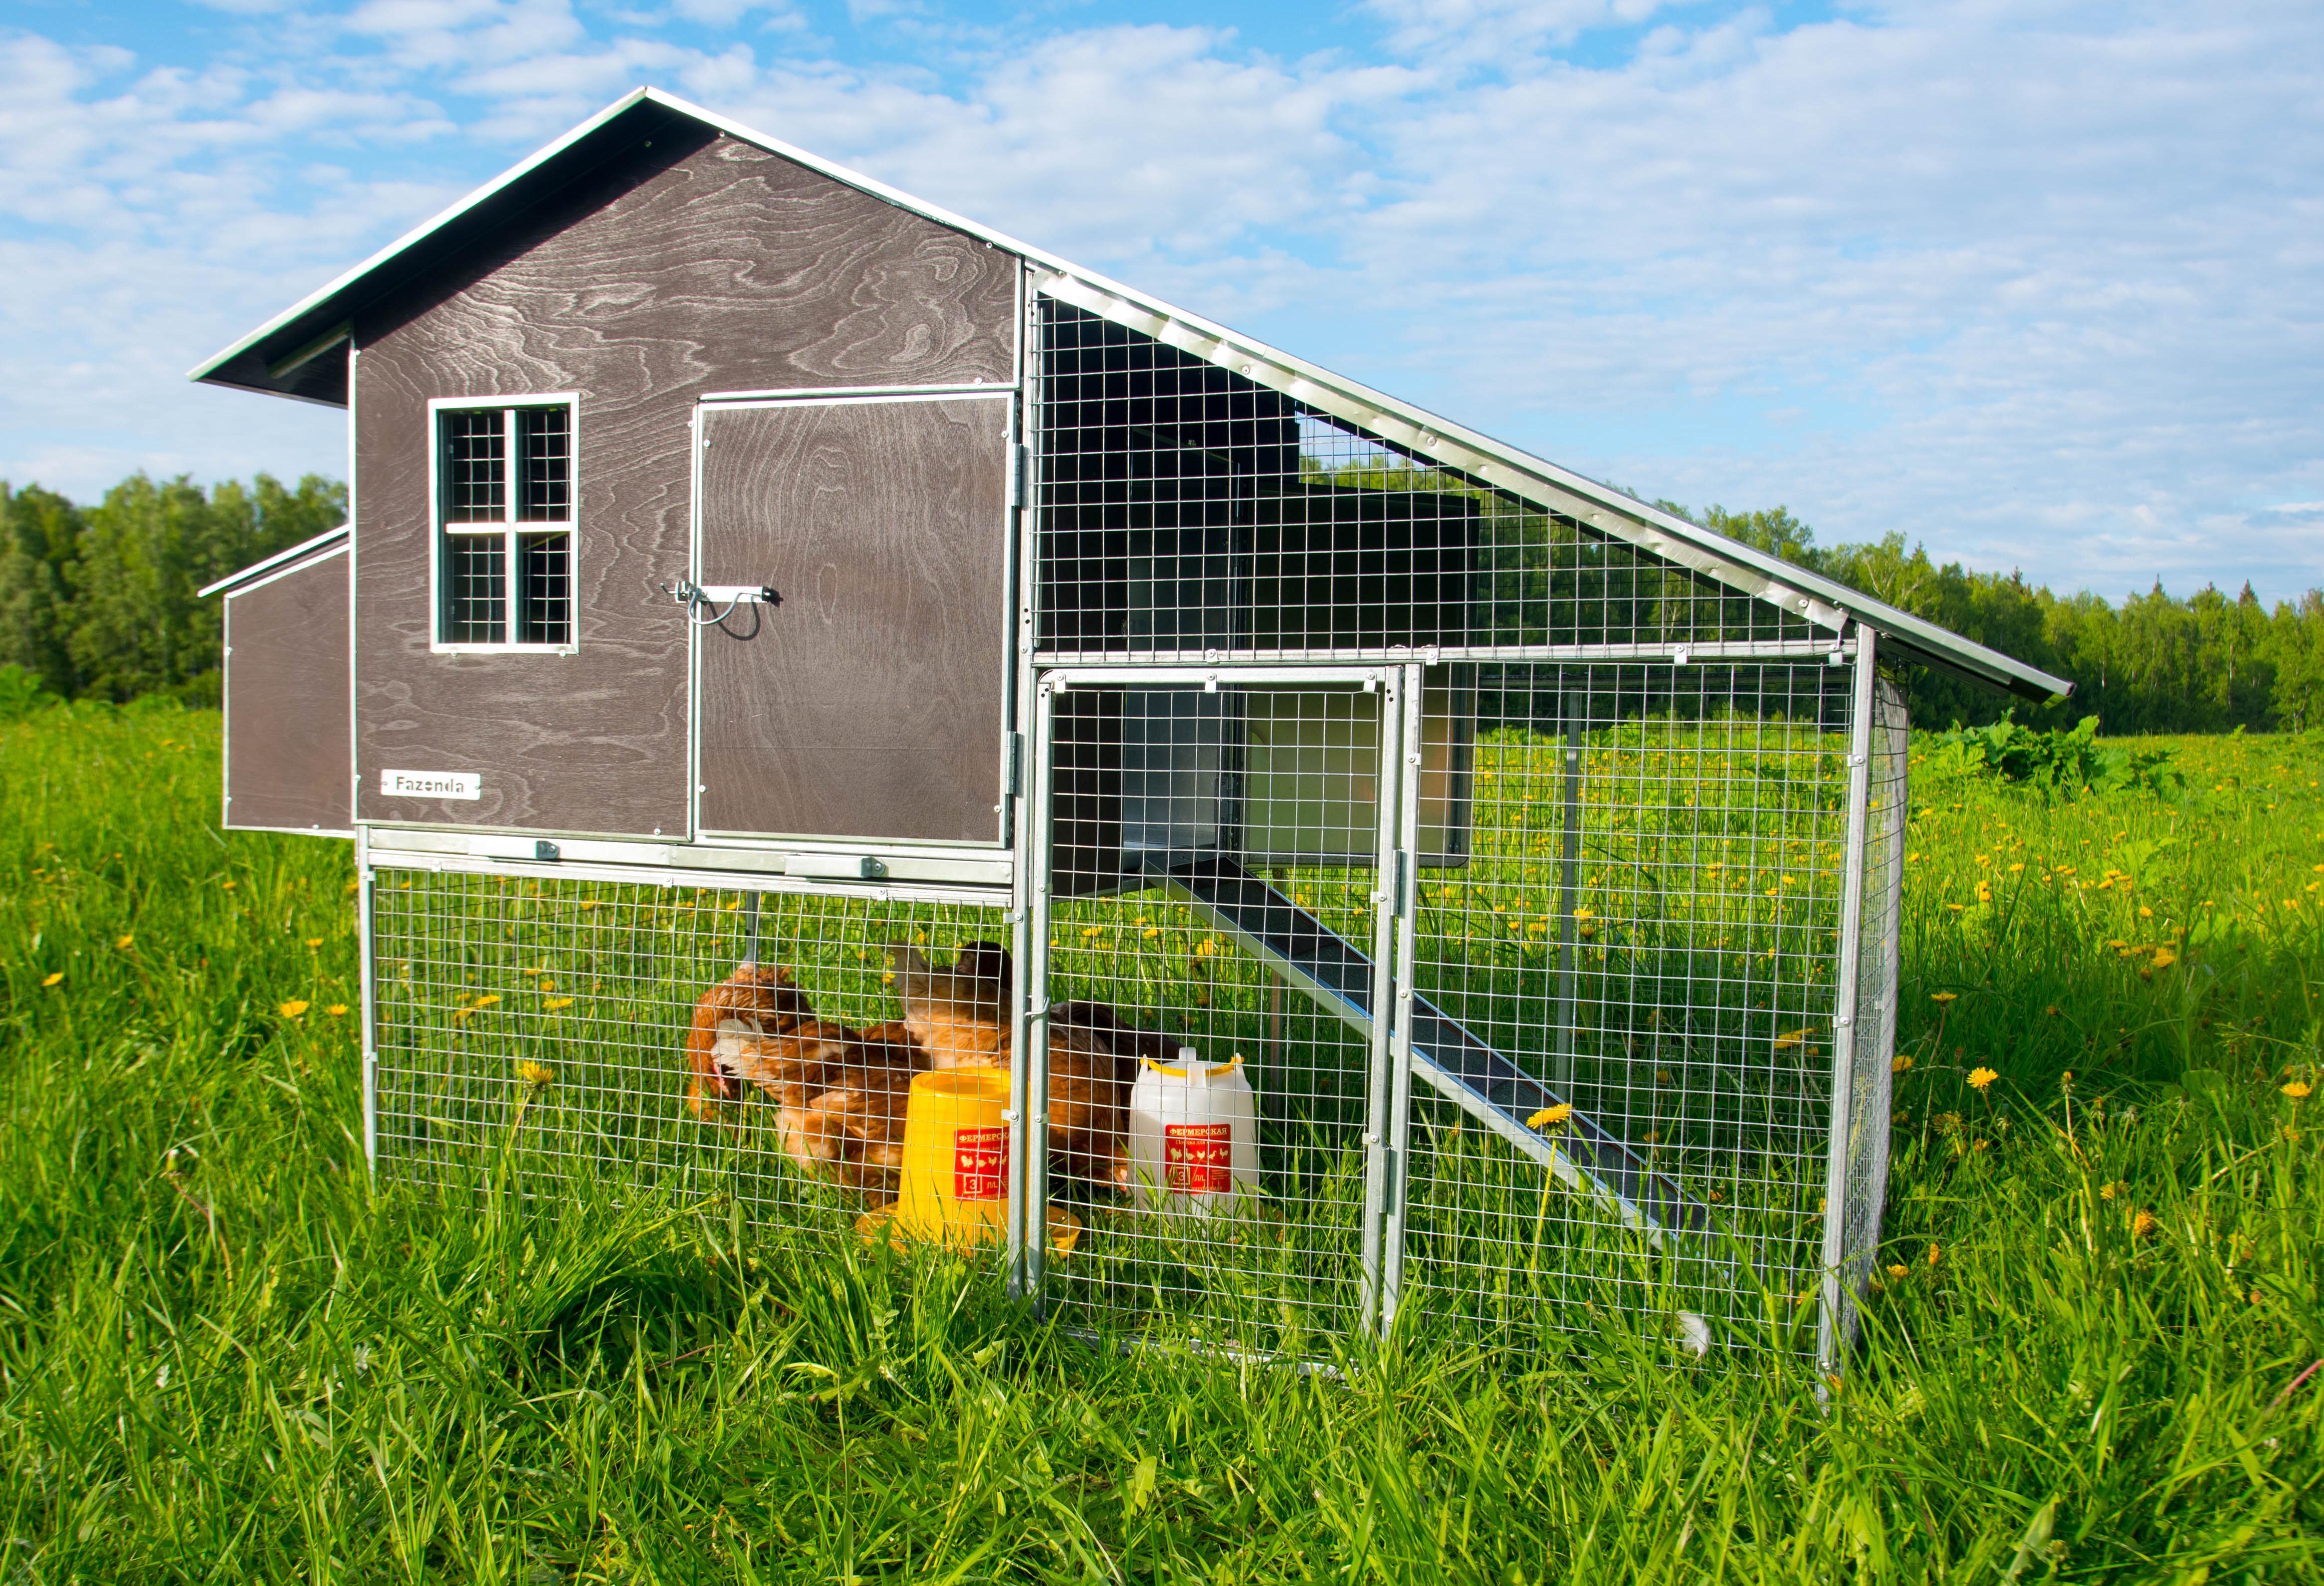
[1356,669,1409,1337]
[1380,662,1427,1336]
[1815,629,1879,1373]
[356,825,379,1179]
[1017,678,1060,1306]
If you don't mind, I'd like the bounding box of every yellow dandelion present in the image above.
[2137,906,2153,919]
[304,937,324,948]
[1885,1263,1909,1280]
[1526,1103,1575,1131]
[515,1060,557,1087]
[279,999,310,1018]
[1892,1053,1914,1074]
[1967,1066,1999,1092]
[116,934,134,950]
[221,880,236,891]
[1975,880,1993,904]
[41,972,63,988]
[1771,1027,1815,1051]
[2131,1209,2157,1239]
[2100,1181,2126,1200]
[1931,991,1958,1005]
[2284,1081,2314,1099]
[544,996,575,1010]
[2150,948,2178,969]
[2045,1005,2061,1017]
[1926,1243,1941,1267]
[326,1004,349,1017]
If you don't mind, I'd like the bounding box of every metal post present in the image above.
[1016,678,1059,1305]
[1816,631,1879,1374]
[1552,686,1584,1096]
[739,890,762,967]
[1380,662,1426,1335]
[1357,670,1407,1336]
[356,825,379,1180]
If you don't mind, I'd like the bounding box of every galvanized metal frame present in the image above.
[1816,628,1880,1372]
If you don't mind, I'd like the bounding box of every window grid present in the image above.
[437,401,573,648]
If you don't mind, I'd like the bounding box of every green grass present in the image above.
[2,702,2321,1581]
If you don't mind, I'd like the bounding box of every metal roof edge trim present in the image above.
[197,523,351,600]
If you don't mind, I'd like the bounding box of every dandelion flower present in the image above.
[1967,1066,1998,1092]
[41,972,63,988]
[1886,1263,1909,1280]
[279,999,310,1018]
[1892,1053,1914,1074]
[1772,1027,1814,1051]
[1926,1243,1941,1267]
[1931,992,1959,1005]
[2131,1209,2157,1239]
[544,996,575,1010]
[2100,1181,2126,1200]
[326,1004,349,1017]
[2284,1081,2314,1099]
[1527,1103,1575,1131]
[116,934,134,950]
[305,937,324,948]
[515,1060,557,1087]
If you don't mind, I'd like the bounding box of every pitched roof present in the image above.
[191,87,2070,701]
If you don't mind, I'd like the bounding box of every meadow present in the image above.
[0,704,2319,1582]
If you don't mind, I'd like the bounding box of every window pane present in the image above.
[517,531,571,645]
[445,535,506,643]
[517,406,570,523]
[443,409,506,523]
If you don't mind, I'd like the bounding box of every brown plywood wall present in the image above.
[353,128,1020,834]
[224,548,353,834]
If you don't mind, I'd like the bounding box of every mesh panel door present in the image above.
[1030,674,1404,1353]
[1393,660,1860,1360]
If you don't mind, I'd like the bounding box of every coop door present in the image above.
[693,393,1015,844]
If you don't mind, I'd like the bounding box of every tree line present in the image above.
[1690,505,2324,734]
[1,475,344,707]
[3,472,2319,734]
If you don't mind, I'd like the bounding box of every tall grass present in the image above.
[1,703,2319,1581]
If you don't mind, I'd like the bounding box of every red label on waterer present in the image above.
[953,1127,1008,1200]
[1164,1123,1234,1194]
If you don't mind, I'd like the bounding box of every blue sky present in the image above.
[3,0,2319,602]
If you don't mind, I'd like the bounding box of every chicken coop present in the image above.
[194,88,2069,1371]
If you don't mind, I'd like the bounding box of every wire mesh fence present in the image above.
[367,873,1010,1244]
[1033,296,1822,665]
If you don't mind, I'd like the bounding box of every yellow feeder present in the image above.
[856,1066,1080,1254]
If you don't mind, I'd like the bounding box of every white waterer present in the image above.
[1126,1047,1261,1217]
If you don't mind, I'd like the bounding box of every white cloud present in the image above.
[0,0,2319,603]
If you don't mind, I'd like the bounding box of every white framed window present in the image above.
[429,394,577,650]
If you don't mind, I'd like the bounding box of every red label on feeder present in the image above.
[953,1127,1008,1201]
[1164,1123,1234,1194]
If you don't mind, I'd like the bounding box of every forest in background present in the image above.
[2,473,2320,733]
[0,475,344,707]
